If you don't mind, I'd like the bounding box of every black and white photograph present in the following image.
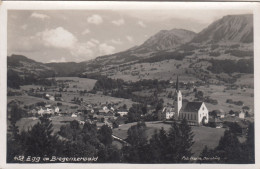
[1,1,260,167]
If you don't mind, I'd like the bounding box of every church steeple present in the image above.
[176,75,179,92]
[174,75,182,118]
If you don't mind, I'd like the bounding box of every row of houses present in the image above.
[29,104,60,115]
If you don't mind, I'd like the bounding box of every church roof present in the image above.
[183,102,203,112]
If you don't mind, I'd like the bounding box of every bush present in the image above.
[207,59,253,74]
[225,50,253,57]
[209,52,221,57]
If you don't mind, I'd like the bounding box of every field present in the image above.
[54,77,97,92]
[196,84,254,113]
[112,121,225,156]
[108,59,199,82]
[15,116,83,134]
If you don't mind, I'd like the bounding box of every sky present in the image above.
[7,9,252,63]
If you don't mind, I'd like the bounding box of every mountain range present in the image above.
[8,14,253,80]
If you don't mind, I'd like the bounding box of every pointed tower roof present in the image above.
[176,75,179,92]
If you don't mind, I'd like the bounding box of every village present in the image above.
[7,75,253,146]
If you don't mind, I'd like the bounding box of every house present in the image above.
[239,111,245,119]
[103,106,109,111]
[209,109,225,119]
[54,107,60,113]
[158,76,209,125]
[208,116,223,128]
[216,109,225,118]
[159,107,175,120]
[78,120,85,125]
[49,96,55,101]
[117,109,128,116]
[45,104,51,108]
[98,109,110,115]
[71,113,77,117]
[37,107,54,115]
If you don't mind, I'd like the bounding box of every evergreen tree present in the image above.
[123,121,148,163]
[98,145,121,163]
[7,103,24,162]
[166,121,182,162]
[178,118,194,159]
[126,121,147,146]
[98,125,113,146]
[243,122,255,163]
[215,130,243,163]
[24,114,58,157]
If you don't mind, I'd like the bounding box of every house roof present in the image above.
[183,102,203,112]
[163,107,175,113]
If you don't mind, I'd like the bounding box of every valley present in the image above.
[7,13,254,163]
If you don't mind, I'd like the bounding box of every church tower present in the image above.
[174,76,182,117]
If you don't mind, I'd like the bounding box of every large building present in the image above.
[158,76,209,125]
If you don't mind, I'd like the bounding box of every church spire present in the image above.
[176,75,179,92]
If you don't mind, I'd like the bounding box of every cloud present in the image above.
[71,42,95,59]
[87,15,103,25]
[99,43,115,55]
[111,19,125,26]
[21,24,28,30]
[31,12,50,19]
[126,35,134,43]
[90,38,100,44]
[137,21,146,28]
[40,27,78,49]
[82,29,91,35]
[86,41,97,48]
[110,39,123,45]
[49,57,67,63]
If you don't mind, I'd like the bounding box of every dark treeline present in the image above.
[224,50,253,58]
[89,76,169,106]
[84,73,169,99]
[207,59,253,74]
[7,69,56,89]
[46,62,87,77]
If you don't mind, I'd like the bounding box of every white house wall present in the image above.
[198,103,209,124]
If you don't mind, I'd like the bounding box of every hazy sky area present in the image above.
[8,9,252,63]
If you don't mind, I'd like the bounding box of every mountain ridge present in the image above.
[191,14,253,43]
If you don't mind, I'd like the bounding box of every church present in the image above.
[158,76,209,125]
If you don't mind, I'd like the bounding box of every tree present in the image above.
[126,121,147,146]
[7,103,24,162]
[127,105,141,123]
[23,114,58,157]
[122,121,148,163]
[98,125,113,146]
[123,104,127,109]
[215,130,243,163]
[148,119,194,163]
[243,122,254,163]
[8,103,23,139]
[195,91,204,100]
[149,128,168,162]
[178,118,195,158]
[98,145,121,163]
